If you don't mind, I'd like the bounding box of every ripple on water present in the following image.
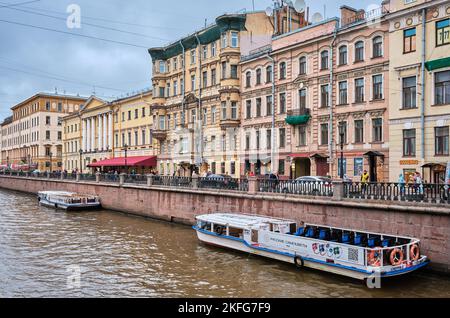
[0,189,449,298]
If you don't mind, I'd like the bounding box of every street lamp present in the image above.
[339,127,345,180]
[79,149,83,174]
[123,144,129,174]
[49,151,53,172]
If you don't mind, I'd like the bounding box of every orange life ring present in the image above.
[410,244,420,261]
[390,248,404,266]
[367,248,382,267]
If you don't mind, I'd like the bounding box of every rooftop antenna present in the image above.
[252,0,255,11]
[311,12,323,24]
[92,86,96,95]
[54,87,58,94]
[293,0,305,13]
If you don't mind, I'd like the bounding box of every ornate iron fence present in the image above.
[198,177,247,191]
[259,179,333,197]
[152,176,192,188]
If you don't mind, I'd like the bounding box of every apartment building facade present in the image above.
[1,93,88,172]
[387,0,450,183]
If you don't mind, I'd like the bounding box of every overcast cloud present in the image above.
[0,0,376,120]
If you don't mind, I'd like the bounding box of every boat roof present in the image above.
[196,213,295,228]
[38,191,98,198]
[39,191,76,196]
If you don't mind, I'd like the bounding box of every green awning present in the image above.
[285,115,311,125]
[425,57,450,71]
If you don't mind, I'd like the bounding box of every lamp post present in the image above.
[49,151,53,172]
[339,127,344,180]
[79,149,83,174]
[123,144,129,174]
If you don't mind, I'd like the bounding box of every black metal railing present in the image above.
[99,173,120,183]
[259,179,333,197]
[78,174,96,181]
[344,182,450,204]
[198,177,247,191]
[152,176,192,188]
[124,174,147,185]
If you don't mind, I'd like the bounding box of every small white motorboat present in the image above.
[38,191,101,211]
[193,213,429,281]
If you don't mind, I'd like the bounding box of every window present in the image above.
[403,76,417,109]
[135,109,139,119]
[202,46,208,59]
[221,62,227,79]
[46,102,51,111]
[373,36,383,57]
[190,49,196,64]
[231,31,239,48]
[434,70,450,105]
[354,120,364,143]
[403,129,416,156]
[355,41,364,62]
[279,159,285,175]
[299,88,307,109]
[211,69,217,86]
[46,116,51,125]
[436,19,450,46]
[159,87,165,98]
[231,102,237,119]
[142,130,146,145]
[435,126,449,155]
[191,109,197,122]
[339,45,347,65]
[279,128,286,148]
[266,66,272,83]
[134,131,138,146]
[191,75,196,91]
[355,78,365,103]
[320,51,329,70]
[46,130,50,140]
[372,118,383,142]
[203,71,208,88]
[246,100,252,119]
[404,28,416,53]
[128,110,132,120]
[299,56,306,75]
[256,69,262,85]
[373,75,383,100]
[245,133,250,150]
[174,113,178,128]
[279,62,286,79]
[231,65,238,79]
[298,125,306,146]
[320,124,328,145]
[159,115,166,130]
[320,84,329,107]
[173,81,178,96]
[266,96,273,116]
[338,81,347,105]
[256,130,260,150]
[245,71,251,87]
[210,106,216,124]
[211,42,216,57]
[256,98,262,117]
[222,102,227,120]
[279,93,286,114]
[338,121,347,144]
[222,32,228,48]
[58,131,62,141]
[166,83,171,97]
[266,129,272,149]
[173,57,177,70]
[57,102,62,112]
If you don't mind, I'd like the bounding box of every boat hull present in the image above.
[39,199,102,211]
[195,227,429,281]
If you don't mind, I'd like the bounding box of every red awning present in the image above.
[88,156,157,168]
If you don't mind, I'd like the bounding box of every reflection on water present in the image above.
[0,189,449,298]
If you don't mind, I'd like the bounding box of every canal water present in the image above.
[0,189,449,298]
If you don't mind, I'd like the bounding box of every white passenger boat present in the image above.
[38,191,101,211]
[194,213,429,280]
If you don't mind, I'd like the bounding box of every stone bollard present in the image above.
[332,180,344,201]
[96,172,101,183]
[76,172,81,182]
[191,174,199,189]
[247,176,260,195]
[47,171,50,179]
[147,174,154,187]
[119,173,126,186]
[60,172,65,181]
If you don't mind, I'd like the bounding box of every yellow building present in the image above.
[1,92,88,171]
[62,90,155,173]
[148,12,275,177]
[387,0,450,183]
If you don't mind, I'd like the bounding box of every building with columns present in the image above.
[386,0,450,183]
[1,92,88,172]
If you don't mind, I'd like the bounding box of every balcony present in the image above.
[152,129,168,141]
[285,108,311,126]
[220,117,240,130]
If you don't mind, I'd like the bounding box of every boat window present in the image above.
[228,227,243,238]
[213,224,226,235]
[197,221,210,230]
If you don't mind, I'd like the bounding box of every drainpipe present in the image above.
[180,40,186,126]
[421,8,426,161]
[195,34,203,167]
[329,21,338,177]
[266,53,276,173]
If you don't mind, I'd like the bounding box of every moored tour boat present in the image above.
[38,191,101,211]
[194,213,429,281]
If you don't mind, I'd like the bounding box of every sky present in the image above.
[0,0,376,120]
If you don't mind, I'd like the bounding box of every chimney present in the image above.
[340,5,358,27]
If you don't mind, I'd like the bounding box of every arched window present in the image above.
[299,56,307,75]
[256,69,262,85]
[266,66,273,83]
[372,36,383,58]
[279,62,286,79]
[245,71,251,88]
[339,45,347,65]
[355,41,364,62]
[320,50,329,70]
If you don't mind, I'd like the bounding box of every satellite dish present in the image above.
[293,0,305,13]
[265,6,273,17]
[311,12,323,23]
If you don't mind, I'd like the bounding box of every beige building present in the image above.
[387,0,450,183]
[1,93,88,171]
[148,12,281,177]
